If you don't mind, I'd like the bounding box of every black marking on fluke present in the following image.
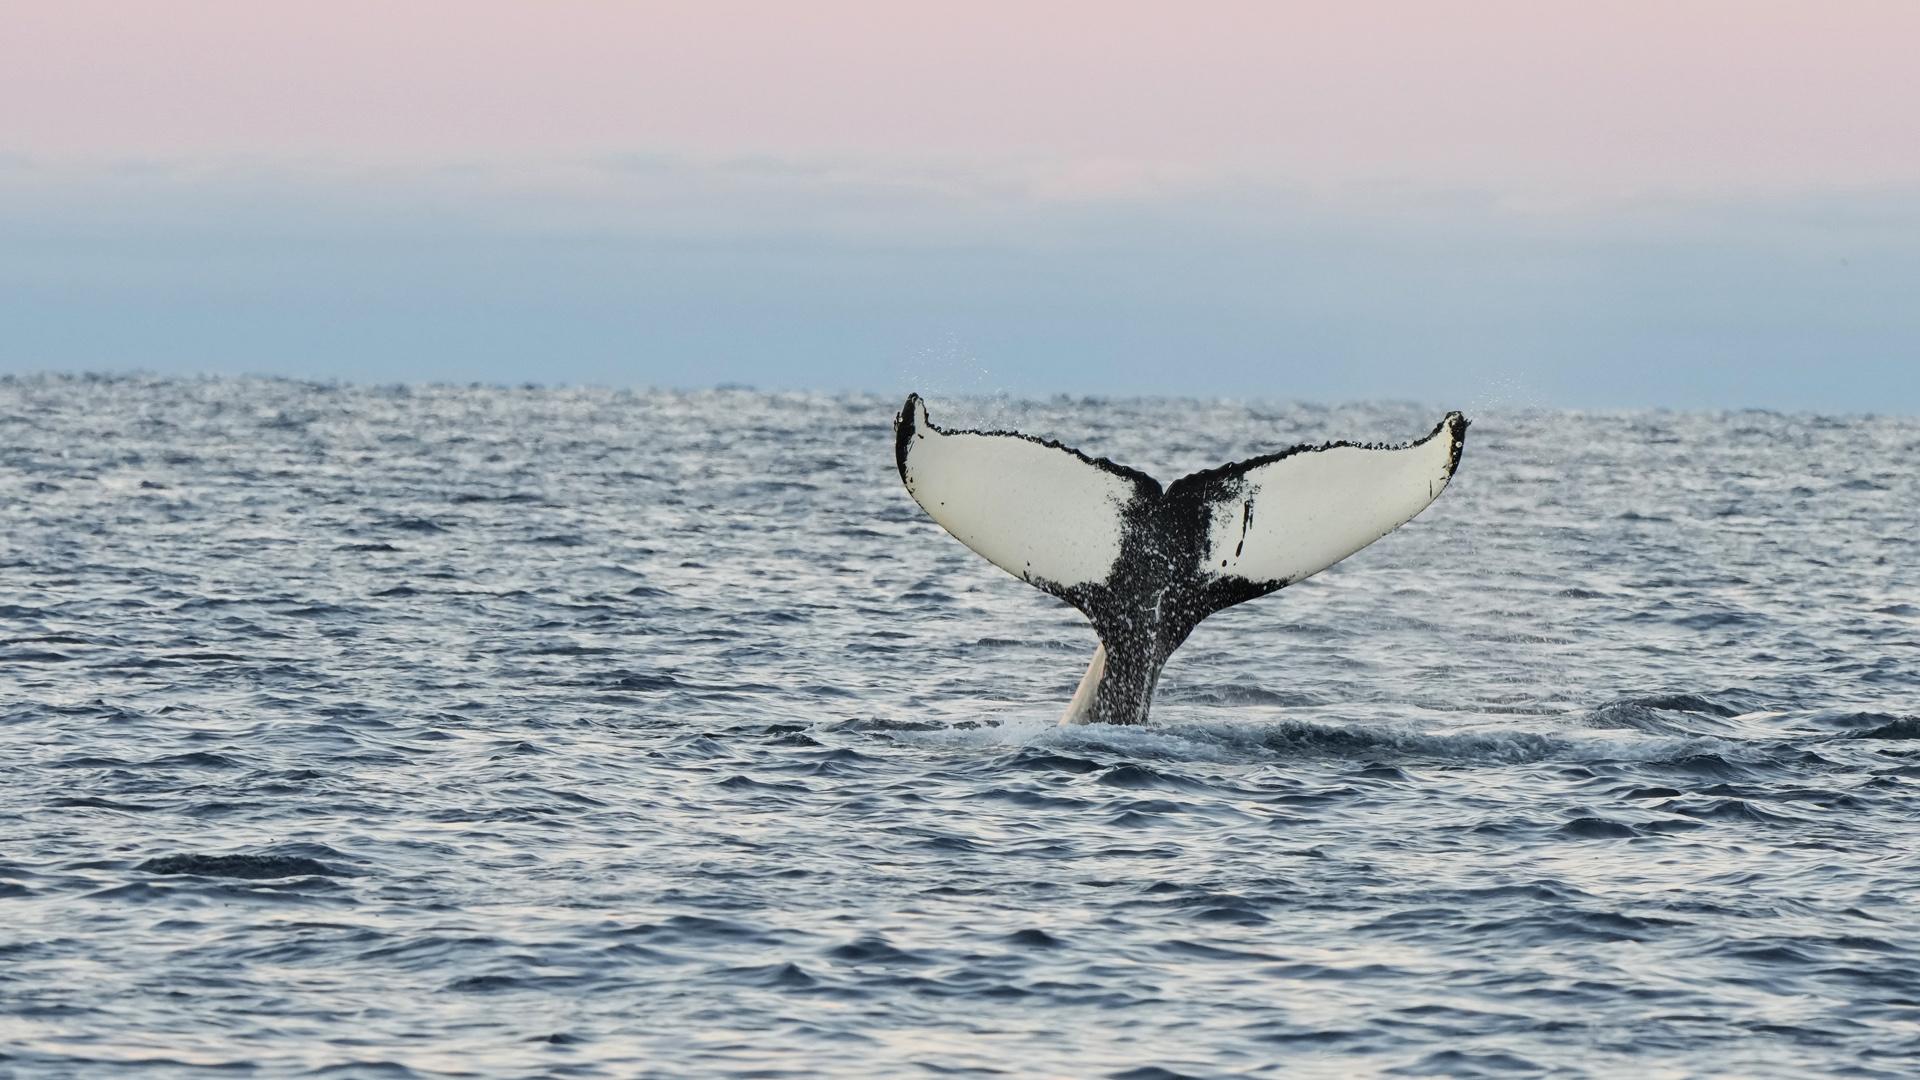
[895,392,1159,491]
[894,394,1469,725]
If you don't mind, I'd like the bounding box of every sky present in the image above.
[3,2,1918,410]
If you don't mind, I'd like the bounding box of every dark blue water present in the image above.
[3,375,1918,1077]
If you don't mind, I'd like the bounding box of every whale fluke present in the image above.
[893,394,1469,725]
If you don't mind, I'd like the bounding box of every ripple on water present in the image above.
[2,378,1917,1077]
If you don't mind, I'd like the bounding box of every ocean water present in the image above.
[3,374,1918,1078]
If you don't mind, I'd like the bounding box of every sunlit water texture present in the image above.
[3,375,1919,1078]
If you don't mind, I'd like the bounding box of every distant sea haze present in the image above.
[5,153,1920,414]
[3,374,1917,1075]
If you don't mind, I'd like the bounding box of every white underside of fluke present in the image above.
[1193,430,1461,591]
[895,398,1141,589]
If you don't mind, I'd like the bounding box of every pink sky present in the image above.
[6,1,1919,193]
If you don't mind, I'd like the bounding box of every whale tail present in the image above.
[893,394,1469,725]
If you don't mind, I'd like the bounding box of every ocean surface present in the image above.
[3,374,1918,1079]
